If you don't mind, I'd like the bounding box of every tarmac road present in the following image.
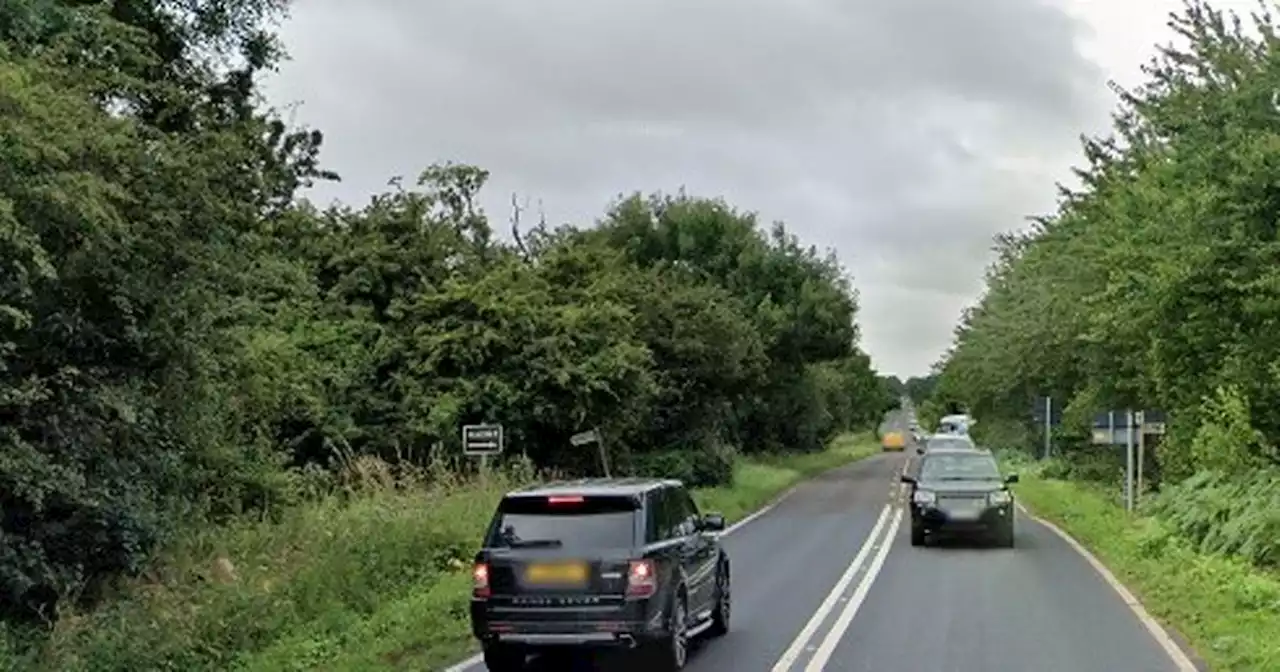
[450,408,1199,671]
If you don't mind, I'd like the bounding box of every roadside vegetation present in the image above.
[3,432,880,671]
[924,2,1280,669]
[0,2,894,670]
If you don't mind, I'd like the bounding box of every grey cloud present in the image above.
[264,0,1106,376]
[858,282,973,377]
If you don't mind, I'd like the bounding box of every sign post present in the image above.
[462,424,504,472]
[1094,408,1167,503]
[570,428,609,477]
[1043,396,1052,459]
[1124,410,1135,512]
[1135,410,1145,504]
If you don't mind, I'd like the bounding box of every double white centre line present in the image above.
[770,491,906,672]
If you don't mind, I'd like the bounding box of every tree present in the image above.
[903,374,937,404]
[930,0,1280,478]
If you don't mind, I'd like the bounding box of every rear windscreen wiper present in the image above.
[506,538,564,548]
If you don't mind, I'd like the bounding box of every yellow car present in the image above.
[881,431,906,451]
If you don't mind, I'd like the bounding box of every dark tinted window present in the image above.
[919,453,1001,481]
[653,488,681,541]
[670,488,698,537]
[680,489,700,518]
[646,487,700,541]
[486,495,637,549]
[645,490,667,542]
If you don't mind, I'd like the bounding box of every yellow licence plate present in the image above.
[525,562,588,585]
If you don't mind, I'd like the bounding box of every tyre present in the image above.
[482,643,526,672]
[708,559,730,637]
[995,521,1015,548]
[910,523,926,547]
[647,593,689,670]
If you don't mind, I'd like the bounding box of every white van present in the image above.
[937,413,974,435]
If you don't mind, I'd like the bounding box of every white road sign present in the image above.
[462,424,503,456]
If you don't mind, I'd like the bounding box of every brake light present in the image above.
[626,559,657,598]
[472,562,490,599]
[547,495,584,505]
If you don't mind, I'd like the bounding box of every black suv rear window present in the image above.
[486,495,637,549]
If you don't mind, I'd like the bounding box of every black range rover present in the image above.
[470,478,731,671]
[900,447,1019,547]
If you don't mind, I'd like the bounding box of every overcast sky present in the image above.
[262,0,1257,378]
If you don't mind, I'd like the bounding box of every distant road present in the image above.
[456,408,1196,671]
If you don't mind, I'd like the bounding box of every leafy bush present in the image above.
[630,440,737,488]
[1149,470,1280,569]
[969,418,1035,454]
[1039,450,1127,485]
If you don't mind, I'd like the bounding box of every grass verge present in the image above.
[1012,464,1280,671]
[692,432,882,522]
[4,432,880,672]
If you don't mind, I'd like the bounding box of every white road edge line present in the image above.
[441,479,813,671]
[804,506,904,671]
[768,504,893,672]
[1015,503,1198,672]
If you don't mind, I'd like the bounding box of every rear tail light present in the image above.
[472,562,491,599]
[626,559,657,598]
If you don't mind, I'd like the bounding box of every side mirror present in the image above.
[915,447,925,455]
[701,513,726,531]
[899,475,917,485]
[1004,474,1020,484]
